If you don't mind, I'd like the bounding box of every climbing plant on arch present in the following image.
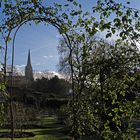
[0,0,140,140]
[0,0,94,139]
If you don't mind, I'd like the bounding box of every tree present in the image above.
[91,2,140,138]
[93,0,140,48]
[32,76,71,97]
[32,77,49,93]
[86,41,140,139]
[48,76,71,96]
[58,38,71,76]
[58,35,140,139]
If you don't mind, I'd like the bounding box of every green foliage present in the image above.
[0,83,6,92]
[32,76,71,97]
[32,77,49,93]
[1,0,140,139]
[59,36,140,139]
[0,72,7,126]
[93,0,140,46]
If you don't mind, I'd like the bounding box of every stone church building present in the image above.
[25,49,34,82]
[10,50,34,87]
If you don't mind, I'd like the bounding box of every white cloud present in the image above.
[43,55,57,59]
[33,70,65,79]
[15,65,25,73]
[15,64,25,68]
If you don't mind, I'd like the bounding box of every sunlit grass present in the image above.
[0,116,70,140]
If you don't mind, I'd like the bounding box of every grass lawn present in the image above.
[0,116,71,140]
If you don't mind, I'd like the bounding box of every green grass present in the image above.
[0,116,71,140]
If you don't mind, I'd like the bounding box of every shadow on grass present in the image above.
[33,118,70,140]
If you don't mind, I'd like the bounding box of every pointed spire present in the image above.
[27,49,31,66]
[25,49,33,81]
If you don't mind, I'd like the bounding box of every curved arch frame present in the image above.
[1,4,75,140]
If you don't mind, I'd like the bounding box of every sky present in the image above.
[0,0,95,72]
[13,23,60,71]
[0,0,140,72]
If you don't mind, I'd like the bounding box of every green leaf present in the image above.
[67,0,73,2]
[134,11,139,18]
[112,108,118,113]
[73,1,78,6]
[111,28,116,34]
[62,13,68,19]
[106,33,112,38]
[116,11,123,16]
[64,4,69,7]
[108,113,112,117]
[101,22,111,30]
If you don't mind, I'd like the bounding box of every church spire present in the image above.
[27,49,31,66]
[25,49,33,81]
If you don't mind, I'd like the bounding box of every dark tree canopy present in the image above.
[32,76,71,97]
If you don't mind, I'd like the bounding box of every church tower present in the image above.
[25,49,33,81]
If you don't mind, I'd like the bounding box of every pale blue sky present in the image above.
[1,0,140,72]
[5,0,95,72]
[13,23,60,71]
